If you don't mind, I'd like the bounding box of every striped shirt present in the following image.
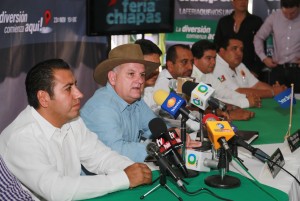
[0,156,34,201]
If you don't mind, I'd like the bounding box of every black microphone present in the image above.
[149,118,188,177]
[146,142,186,190]
[182,81,227,111]
[233,135,270,163]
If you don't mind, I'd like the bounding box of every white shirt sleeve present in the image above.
[1,109,133,201]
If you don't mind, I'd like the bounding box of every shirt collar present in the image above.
[192,65,204,82]
[30,106,70,141]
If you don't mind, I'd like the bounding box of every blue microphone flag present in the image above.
[161,92,186,119]
[274,88,296,108]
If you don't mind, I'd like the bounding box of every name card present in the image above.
[267,148,285,178]
[287,129,300,152]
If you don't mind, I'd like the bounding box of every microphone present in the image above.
[168,77,195,94]
[233,135,270,163]
[146,142,186,190]
[185,149,217,172]
[149,118,188,177]
[153,89,200,122]
[205,121,235,150]
[182,81,227,111]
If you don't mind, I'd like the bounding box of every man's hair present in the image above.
[281,0,300,8]
[25,59,71,109]
[191,40,217,59]
[134,39,162,56]
[217,36,243,52]
[166,44,191,64]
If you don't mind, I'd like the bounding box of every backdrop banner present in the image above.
[0,0,107,131]
[166,0,233,45]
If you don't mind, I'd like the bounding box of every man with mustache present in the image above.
[213,37,286,98]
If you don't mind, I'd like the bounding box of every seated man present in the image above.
[192,39,261,109]
[81,44,160,162]
[152,44,254,122]
[134,39,162,110]
[0,155,35,201]
[81,44,200,162]
[0,59,151,201]
[213,37,286,98]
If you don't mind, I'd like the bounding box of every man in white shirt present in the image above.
[213,37,286,98]
[191,39,260,109]
[152,44,200,130]
[135,39,162,111]
[0,59,152,201]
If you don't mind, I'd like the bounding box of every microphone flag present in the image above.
[190,82,215,110]
[160,91,186,119]
[206,121,235,150]
[274,88,296,108]
[167,128,183,149]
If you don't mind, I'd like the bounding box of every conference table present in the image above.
[85,99,298,201]
[232,98,300,201]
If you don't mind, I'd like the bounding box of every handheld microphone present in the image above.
[153,89,200,122]
[182,81,227,111]
[149,118,188,177]
[146,142,186,190]
[233,135,270,163]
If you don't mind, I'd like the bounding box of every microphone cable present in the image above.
[179,186,233,201]
[254,151,300,186]
[231,156,281,201]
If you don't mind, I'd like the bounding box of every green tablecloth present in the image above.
[85,170,288,201]
[233,98,299,145]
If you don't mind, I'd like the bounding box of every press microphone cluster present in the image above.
[153,89,200,122]
[146,142,186,190]
[182,81,227,112]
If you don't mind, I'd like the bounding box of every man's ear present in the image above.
[108,71,116,86]
[166,60,174,74]
[37,90,50,108]
[219,47,225,56]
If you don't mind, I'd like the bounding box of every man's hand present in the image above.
[174,128,202,148]
[272,81,287,96]
[247,94,261,108]
[227,108,255,121]
[124,163,152,188]
[263,57,277,68]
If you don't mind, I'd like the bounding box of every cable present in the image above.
[255,152,300,186]
[232,157,280,201]
[180,187,233,201]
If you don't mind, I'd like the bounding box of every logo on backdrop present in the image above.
[106,0,162,26]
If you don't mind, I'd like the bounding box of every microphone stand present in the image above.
[140,161,183,201]
[204,147,240,188]
[196,109,212,151]
[180,116,199,178]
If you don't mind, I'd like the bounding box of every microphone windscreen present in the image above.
[148,118,168,138]
[153,89,169,106]
[182,81,198,96]
[202,113,220,124]
[146,142,159,155]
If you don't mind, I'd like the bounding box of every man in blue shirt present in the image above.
[81,44,160,162]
